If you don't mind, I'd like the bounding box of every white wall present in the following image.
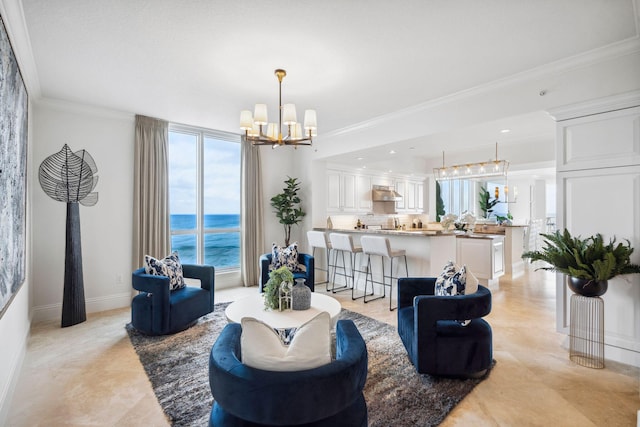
[551,91,640,366]
[30,100,135,322]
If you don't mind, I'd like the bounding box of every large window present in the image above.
[168,125,241,270]
[439,179,474,216]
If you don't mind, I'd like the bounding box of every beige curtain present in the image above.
[240,139,264,286]
[132,115,171,269]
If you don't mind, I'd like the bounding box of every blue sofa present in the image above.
[131,264,215,335]
[397,277,492,376]
[259,252,315,292]
[208,319,368,426]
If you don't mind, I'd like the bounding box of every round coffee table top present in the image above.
[225,293,342,329]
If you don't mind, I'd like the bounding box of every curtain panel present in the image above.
[132,115,171,269]
[240,141,264,286]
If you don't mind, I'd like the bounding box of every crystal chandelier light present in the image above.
[434,142,509,180]
[240,69,317,148]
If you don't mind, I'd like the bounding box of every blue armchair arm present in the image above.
[132,268,171,333]
[299,252,315,291]
[182,264,215,311]
[259,254,271,292]
[397,277,436,310]
[414,285,492,324]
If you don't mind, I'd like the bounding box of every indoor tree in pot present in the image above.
[270,176,306,246]
[522,229,640,297]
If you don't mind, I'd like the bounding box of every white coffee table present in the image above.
[225,293,342,329]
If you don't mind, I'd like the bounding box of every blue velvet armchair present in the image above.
[209,319,368,427]
[397,277,492,376]
[259,253,315,292]
[131,264,215,335]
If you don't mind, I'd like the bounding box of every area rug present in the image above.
[126,302,491,426]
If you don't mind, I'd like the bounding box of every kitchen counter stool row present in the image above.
[307,230,408,311]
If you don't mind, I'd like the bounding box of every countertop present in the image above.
[314,227,506,239]
[315,227,441,236]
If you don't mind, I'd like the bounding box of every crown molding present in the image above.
[547,89,640,122]
[324,36,640,139]
[0,0,41,98]
[35,97,135,121]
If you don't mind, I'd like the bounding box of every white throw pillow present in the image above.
[241,312,331,371]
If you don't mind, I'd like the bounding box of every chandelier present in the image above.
[240,69,317,148]
[434,142,509,181]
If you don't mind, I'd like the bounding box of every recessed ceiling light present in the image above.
[388,169,393,173]
[362,165,367,169]
[390,150,396,154]
[357,157,364,160]
[500,129,511,133]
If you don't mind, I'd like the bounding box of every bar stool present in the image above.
[360,235,408,311]
[307,230,333,291]
[329,233,365,300]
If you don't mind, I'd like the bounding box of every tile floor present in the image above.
[6,268,640,426]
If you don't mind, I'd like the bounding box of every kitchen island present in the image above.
[313,225,523,286]
[314,227,457,278]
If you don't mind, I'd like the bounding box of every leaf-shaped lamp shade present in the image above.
[38,144,98,204]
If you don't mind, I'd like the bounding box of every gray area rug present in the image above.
[126,302,491,426]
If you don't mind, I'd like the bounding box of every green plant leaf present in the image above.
[522,228,640,282]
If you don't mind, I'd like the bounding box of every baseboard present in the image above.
[0,327,28,426]
[31,292,132,323]
[560,332,640,367]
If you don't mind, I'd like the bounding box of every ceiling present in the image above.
[11,0,640,173]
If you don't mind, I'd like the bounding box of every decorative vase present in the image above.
[567,276,608,297]
[292,278,311,310]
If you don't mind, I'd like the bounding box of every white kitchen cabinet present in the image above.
[327,171,342,212]
[417,182,424,210]
[407,181,416,209]
[327,169,371,213]
[395,178,425,213]
[456,235,504,286]
[327,168,425,214]
[395,181,406,210]
[357,175,372,211]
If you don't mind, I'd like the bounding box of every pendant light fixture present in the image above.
[434,142,509,180]
[240,69,317,148]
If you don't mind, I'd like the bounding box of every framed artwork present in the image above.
[0,13,28,318]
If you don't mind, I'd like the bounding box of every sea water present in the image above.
[170,214,240,269]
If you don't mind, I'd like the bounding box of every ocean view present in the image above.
[170,214,240,269]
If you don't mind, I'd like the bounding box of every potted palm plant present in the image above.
[522,229,640,296]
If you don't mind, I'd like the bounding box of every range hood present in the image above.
[372,185,403,202]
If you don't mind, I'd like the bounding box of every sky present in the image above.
[168,130,241,215]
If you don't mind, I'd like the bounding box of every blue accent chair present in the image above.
[259,253,315,292]
[209,319,368,427]
[397,277,492,376]
[131,264,215,335]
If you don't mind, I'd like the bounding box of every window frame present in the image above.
[168,123,241,271]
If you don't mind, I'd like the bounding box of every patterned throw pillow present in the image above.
[434,261,473,325]
[434,261,458,296]
[144,251,185,291]
[271,242,301,272]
